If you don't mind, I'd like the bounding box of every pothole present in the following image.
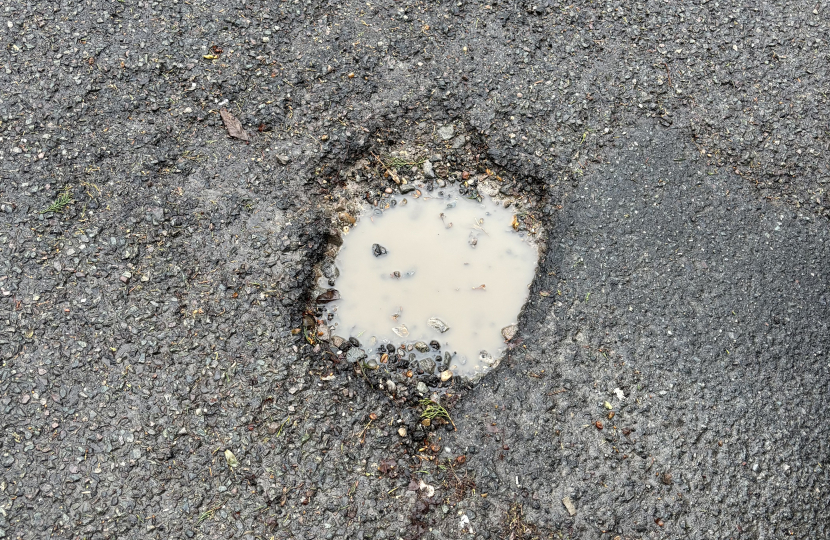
[319,187,539,379]
[307,138,546,397]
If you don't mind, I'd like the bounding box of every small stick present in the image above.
[370,151,400,184]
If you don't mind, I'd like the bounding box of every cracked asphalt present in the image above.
[0,0,828,538]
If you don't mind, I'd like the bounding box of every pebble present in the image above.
[400,184,416,194]
[393,325,409,338]
[346,347,367,363]
[372,243,388,257]
[501,324,518,341]
[440,370,453,382]
[398,427,408,437]
[438,125,455,140]
[418,357,436,373]
[416,382,429,395]
[423,160,436,178]
[427,317,450,333]
[562,497,577,516]
[414,341,429,353]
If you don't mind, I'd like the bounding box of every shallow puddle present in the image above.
[321,188,539,378]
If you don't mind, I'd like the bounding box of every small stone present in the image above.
[224,449,239,468]
[315,289,340,303]
[398,427,408,437]
[366,358,379,369]
[423,160,435,178]
[451,134,467,149]
[386,380,396,394]
[478,180,499,197]
[400,184,416,194]
[316,322,330,342]
[501,324,518,341]
[438,125,454,140]
[276,154,290,165]
[267,422,280,434]
[440,370,453,382]
[414,341,430,353]
[346,348,367,364]
[372,243,388,257]
[479,351,494,365]
[416,382,429,395]
[392,325,409,338]
[562,497,577,516]
[19,393,30,404]
[120,271,132,284]
[322,262,340,280]
[428,317,450,333]
[418,357,436,373]
[331,335,346,349]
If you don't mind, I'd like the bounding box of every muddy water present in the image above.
[325,189,538,377]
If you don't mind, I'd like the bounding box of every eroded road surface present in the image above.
[0,0,828,538]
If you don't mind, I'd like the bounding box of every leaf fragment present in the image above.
[220,108,249,142]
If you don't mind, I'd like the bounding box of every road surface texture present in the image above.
[0,0,828,539]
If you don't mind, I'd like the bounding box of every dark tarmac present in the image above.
[0,0,827,538]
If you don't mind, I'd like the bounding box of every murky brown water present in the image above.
[322,188,539,377]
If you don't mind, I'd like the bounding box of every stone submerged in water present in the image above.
[427,317,450,333]
[414,341,430,353]
[400,184,416,194]
[372,243,388,257]
[440,370,453,382]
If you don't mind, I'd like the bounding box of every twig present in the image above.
[370,151,400,184]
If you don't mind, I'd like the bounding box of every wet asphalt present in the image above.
[0,0,828,538]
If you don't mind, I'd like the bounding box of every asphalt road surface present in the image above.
[0,0,828,538]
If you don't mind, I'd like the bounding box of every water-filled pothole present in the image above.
[317,186,540,379]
